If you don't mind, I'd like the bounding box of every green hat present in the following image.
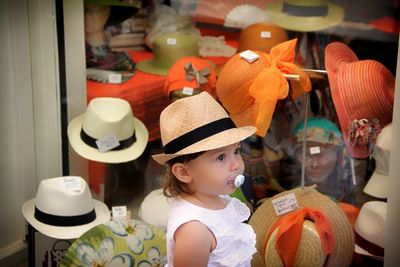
[265,0,344,32]
[293,117,343,145]
[136,33,199,76]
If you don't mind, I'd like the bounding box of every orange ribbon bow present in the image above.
[264,207,335,267]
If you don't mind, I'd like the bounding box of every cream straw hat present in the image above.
[152,92,256,164]
[68,97,148,163]
[249,188,354,267]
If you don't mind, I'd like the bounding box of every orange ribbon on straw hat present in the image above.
[264,208,336,267]
[218,38,311,136]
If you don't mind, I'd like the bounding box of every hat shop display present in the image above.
[68,97,149,163]
[238,23,288,53]
[354,201,387,260]
[364,123,392,199]
[152,91,256,165]
[216,38,311,137]
[249,187,354,267]
[136,33,200,76]
[164,56,217,102]
[22,176,110,240]
[265,0,345,32]
[325,42,395,159]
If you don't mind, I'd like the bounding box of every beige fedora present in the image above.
[22,176,110,239]
[364,123,392,199]
[266,0,344,32]
[137,33,199,76]
[152,92,256,164]
[249,188,354,267]
[68,97,148,163]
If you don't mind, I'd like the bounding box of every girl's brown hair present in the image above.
[162,152,204,198]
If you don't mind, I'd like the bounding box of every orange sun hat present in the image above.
[164,56,217,99]
[216,38,311,137]
[325,42,395,159]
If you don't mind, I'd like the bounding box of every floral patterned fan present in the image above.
[60,219,167,267]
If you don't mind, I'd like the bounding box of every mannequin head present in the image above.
[84,3,111,46]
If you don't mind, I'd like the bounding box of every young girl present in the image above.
[152,92,257,267]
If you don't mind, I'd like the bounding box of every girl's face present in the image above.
[185,142,244,197]
[295,142,338,182]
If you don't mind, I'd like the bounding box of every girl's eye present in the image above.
[234,147,241,155]
[217,154,226,161]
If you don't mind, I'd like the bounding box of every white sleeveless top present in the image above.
[165,195,257,267]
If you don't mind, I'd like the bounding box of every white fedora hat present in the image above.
[22,176,110,239]
[364,123,392,199]
[68,97,149,163]
[354,201,386,260]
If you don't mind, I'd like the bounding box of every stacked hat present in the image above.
[325,42,395,159]
[137,33,199,76]
[265,0,345,32]
[364,123,392,198]
[216,39,311,137]
[22,176,110,239]
[249,188,354,267]
[164,56,217,102]
[68,97,149,163]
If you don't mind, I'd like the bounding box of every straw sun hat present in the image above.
[325,42,395,159]
[68,97,149,163]
[22,176,110,240]
[249,187,354,267]
[265,0,345,32]
[152,92,256,164]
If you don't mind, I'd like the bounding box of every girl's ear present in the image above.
[171,163,192,184]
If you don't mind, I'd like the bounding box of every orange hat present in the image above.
[164,56,217,98]
[216,39,311,137]
[238,22,288,53]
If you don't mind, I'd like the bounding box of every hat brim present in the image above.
[136,59,169,76]
[152,125,256,164]
[363,171,388,199]
[265,2,344,32]
[22,198,111,240]
[249,188,354,267]
[67,114,149,163]
[354,244,384,261]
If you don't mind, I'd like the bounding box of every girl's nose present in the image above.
[231,156,244,171]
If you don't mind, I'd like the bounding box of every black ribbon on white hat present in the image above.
[163,117,236,154]
[34,207,96,226]
[80,129,137,151]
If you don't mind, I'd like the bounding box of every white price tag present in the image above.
[96,134,120,153]
[182,86,194,95]
[310,146,321,155]
[108,73,122,84]
[59,176,82,191]
[260,31,271,38]
[240,50,259,63]
[272,193,299,216]
[112,206,128,219]
[166,38,177,45]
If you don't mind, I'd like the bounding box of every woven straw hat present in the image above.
[68,97,149,163]
[137,33,199,76]
[164,56,217,100]
[152,92,256,164]
[266,0,344,32]
[249,188,354,267]
[238,23,288,53]
[325,42,395,159]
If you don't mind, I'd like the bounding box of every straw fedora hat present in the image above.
[265,0,344,32]
[22,176,110,240]
[68,97,148,163]
[325,42,395,159]
[249,188,354,267]
[354,201,386,260]
[152,92,256,164]
[238,23,288,53]
[364,123,392,199]
[164,56,217,101]
[137,33,199,76]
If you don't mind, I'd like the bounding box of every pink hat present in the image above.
[325,42,395,159]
